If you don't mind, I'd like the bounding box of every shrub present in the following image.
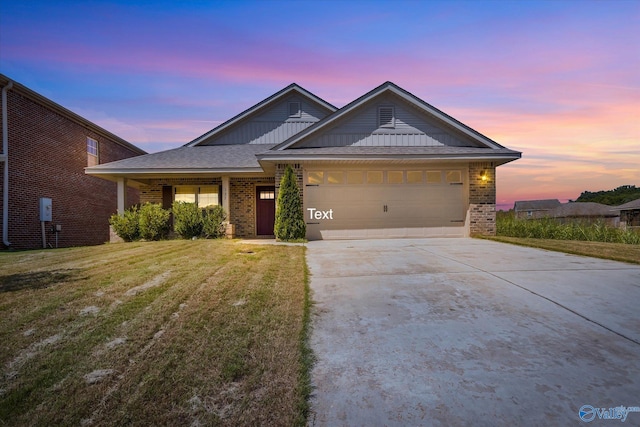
[138,203,171,241]
[274,165,306,241]
[497,214,640,245]
[172,201,204,239]
[109,205,140,242]
[202,205,227,238]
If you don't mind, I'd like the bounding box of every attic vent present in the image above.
[289,102,301,118]
[378,106,395,128]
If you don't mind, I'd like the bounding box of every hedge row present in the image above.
[110,202,226,242]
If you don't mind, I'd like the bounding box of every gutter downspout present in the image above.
[2,80,13,248]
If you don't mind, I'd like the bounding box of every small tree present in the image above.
[138,203,171,241]
[109,205,140,242]
[172,201,204,239]
[274,165,306,241]
[202,205,227,238]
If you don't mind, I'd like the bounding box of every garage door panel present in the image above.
[304,168,468,239]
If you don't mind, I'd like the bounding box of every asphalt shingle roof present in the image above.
[514,199,561,211]
[616,198,640,211]
[548,202,619,218]
[87,144,277,171]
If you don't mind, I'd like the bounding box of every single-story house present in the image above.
[86,82,521,240]
[1,74,145,249]
[514,199,561,219]
[547,202,620,227]
[616,198,640,229]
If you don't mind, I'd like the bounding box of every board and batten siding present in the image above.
[200,95,330,145]
[296,95,482,148]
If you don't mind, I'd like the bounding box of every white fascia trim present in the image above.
[86,167,265,175]
[185,85,337,147]
[258,154,521,162]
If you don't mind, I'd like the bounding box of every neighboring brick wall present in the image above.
[468,162,496,236]
[0,89,141,249]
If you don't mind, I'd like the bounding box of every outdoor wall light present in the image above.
[480,171,488,182]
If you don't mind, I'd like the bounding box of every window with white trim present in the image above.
[174,186,220,208]
[87,137,99,166]
[378,106,395,128]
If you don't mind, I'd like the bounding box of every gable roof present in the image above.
[514,199,561,211]
[272,81,507,151]
[185,83,336,147]
[616,198,640,211]
[547,202,619,218]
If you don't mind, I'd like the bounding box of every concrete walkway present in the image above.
[306,238,640,426]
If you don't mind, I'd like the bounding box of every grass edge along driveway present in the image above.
[0,240,311,426]
[484,236,640,265]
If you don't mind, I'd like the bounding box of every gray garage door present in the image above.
[304,168,468,240]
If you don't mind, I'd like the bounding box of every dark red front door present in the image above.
[256,186,276,236]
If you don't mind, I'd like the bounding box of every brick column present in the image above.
[468,162,496,236]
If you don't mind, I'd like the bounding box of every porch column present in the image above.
[221,176,230,215]
[117,177,128,215]
[221,175,234,237]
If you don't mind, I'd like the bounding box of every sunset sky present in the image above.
[1,0,638,210]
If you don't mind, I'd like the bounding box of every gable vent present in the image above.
[378,106,395,128]
[289,102,301,118]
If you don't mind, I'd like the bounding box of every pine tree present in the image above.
[274,165,306,241]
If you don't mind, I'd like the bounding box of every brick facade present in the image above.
[468,162,496,236]
[139,176,275,238]
[0,80,143,249]
[230,177,275,237]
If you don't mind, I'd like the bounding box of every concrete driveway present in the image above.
[306,238,640,426]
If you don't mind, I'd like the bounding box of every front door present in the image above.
[256,186,276,236]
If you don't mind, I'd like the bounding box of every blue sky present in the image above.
[1,0,638,208]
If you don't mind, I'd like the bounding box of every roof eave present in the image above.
[257,153,521,165]
[86,167,265,175]
[0,74,147,155]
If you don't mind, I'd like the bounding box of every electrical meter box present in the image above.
[39,198,52,222]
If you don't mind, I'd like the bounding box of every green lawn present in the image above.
[484,236,640,264]
[0,240,311,426]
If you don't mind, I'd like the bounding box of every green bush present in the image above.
[138,203,171,241]
[202,205,227,238]
[274,165,306,241]
[109,205,140,242]
[172,201,204,239]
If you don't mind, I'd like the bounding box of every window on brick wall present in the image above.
[174,186,220,208]
[87,137,99,166]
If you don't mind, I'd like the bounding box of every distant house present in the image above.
[547,202,620,227]
[1,74,146,249]
[616,198,640,229]
[87,82,521,240]
[514,199,561,219]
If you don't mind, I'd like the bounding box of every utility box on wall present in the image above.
[39,197,52,222]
